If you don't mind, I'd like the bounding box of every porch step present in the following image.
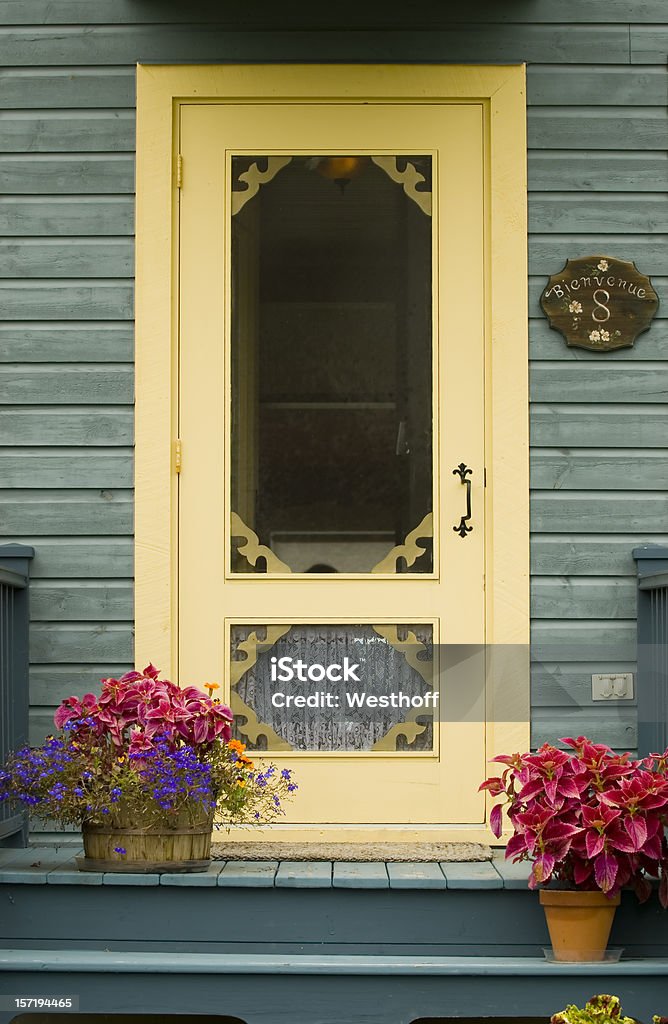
[2,949,668,976]
[0,845,524,888]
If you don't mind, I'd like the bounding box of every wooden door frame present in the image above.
[134,64,530,838]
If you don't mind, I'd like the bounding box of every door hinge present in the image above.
[176,154,183,189]
[175,439,182,474]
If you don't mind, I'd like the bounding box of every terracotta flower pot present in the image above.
[539,888,620,961]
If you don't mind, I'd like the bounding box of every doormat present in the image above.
[211,841,492,862]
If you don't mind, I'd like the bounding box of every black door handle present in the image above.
[453,464,473,538]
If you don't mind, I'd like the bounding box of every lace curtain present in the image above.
[231,624,434,752]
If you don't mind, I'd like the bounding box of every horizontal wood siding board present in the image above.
[530,494,668,533]
[0,367,133,405]
[0,490,133,536]
[531,621,636,662]
[527,66,668,106]
[530,320,668,361]
[0,451,133,488]
[0,240,134,279]
[528,237,667,276]
[532,661,637,707]
[0,409,133,446]
[29,624,133,664]
[30,581,133,622]
[0,68,135,107]
[531,406,668,447]
[531,365,668,403]
[0,156,135,195]
[531,536,668,575]
[3,0,668,25]
[530,450,668,490]
[532,707,637,749]
[29,664,134,705]
[0,112,135,154]
[528,110,668,151]
[531,577,637,619]
[0,27,632,66]
[0,283,133,320]
[3,65,663,108]
[0,198,134,236]
[27,539,134,579]
[631,27,668,63]
[26,710,64,745]
[0,325,134,363]
[528,152,668,192]
[527,197,668,236]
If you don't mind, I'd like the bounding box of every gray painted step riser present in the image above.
[0,885,663,948]
[0,973,666,1024]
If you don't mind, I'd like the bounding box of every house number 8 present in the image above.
[592,289,611,323]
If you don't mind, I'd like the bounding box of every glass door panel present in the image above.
[231,155,433,575]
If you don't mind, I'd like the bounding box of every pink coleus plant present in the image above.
[480,736,668,906]
[54,664,233,755]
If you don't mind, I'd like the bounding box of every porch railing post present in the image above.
[633,545,668,759]
[0,543,35,848]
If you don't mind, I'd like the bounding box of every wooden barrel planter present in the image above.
[77,806,214,873]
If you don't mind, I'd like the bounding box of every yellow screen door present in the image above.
[177,94,486,831]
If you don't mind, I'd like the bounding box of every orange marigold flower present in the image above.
[228,739,246,755]
[204,682,220,694]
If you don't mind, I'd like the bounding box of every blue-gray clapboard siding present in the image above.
[0,1,666,756]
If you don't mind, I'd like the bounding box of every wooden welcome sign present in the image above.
[540,256,659,352]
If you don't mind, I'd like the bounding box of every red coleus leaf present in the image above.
[607,823,640,854]
[531,853,555,886]
[479,776,504,795]
[585,830,605,859]
[489,802,503,838]
[505,833,527,860]
[544,778,559,804]
[517,778,547,803]
[556,775,585,799]
[581,802,621,830]
[594,852,619,893]
[491,753,522,767]
[117,671,144,684]
[573,858,593,886]
[623,815,648,852]
[192,716,209,745]
[640,833,664,861]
